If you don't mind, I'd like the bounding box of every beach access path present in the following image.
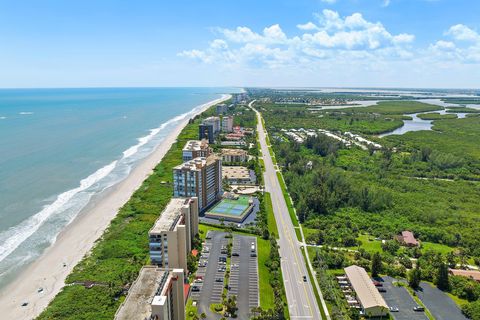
[0,94,231,319]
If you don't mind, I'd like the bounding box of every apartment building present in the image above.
[199,124,214,144]
[173,154,222,213]
[115,267,185,320]
[182,140,211,162]
[202,116,221,134]
[221,115,234,133]
[149,197,199,271]
[220,148,248,163]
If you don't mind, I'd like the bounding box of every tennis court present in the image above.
[206,196,253,222]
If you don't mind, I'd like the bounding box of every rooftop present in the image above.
[222,166,251,179]
[344,265,388,310]
[149,198,186,234]
[183,140,209,152]
[221,148,247,156]
[115,266,170,320]
[174,154,219,171]
[449,269,480,282]
[401,231,419,246]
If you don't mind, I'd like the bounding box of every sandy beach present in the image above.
[0,94,231,319]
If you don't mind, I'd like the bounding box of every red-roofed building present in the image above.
[395,231,419,247]
[449,269,480,282]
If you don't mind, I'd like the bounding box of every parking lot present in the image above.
[191,231,229,312]
[229,235,259,319]
[417,281,468,320]
[379,276,428,320]
[190,230,259,319]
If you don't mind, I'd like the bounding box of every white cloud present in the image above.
[179,10,480,76]
[446,24,480,42]
[297,22,319,31]
[382,0,391,7]
[321,0,337,4]
[393,33,415,44]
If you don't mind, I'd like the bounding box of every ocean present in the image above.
[0,87,239,288]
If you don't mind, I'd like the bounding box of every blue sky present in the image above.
[1,0,479,88]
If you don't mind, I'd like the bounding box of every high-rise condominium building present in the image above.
[182,140,211,162]
[202,116,221,134]
[199,124,214,144]
[148,197,199,272]
[173,154,222,213]
[115,267,185,320]
[221,116,234,133]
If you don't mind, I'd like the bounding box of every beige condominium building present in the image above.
[222,166,256,185]
[115,267,185,320]
[173,154,222,212]
[220,148,248,163]
[221,115,234,133]
[344,265,388,317]
[182,139,211,162]
[149,197,199,272]
[202,116,221,134]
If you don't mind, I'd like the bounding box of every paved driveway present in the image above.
[417,282,468,320]
[379,276,427,320]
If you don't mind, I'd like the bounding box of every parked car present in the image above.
[215,278,223,282]
[389,306,399,312]
[303,276,307,282]
[21,302,28,307]
[372,280,383,287]
[413,306,425,312]
[250,252,257,257]
[191,286,200,292]
[232,252,239,256]
[377,288,387,292]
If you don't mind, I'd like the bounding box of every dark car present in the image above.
[377,287,387,292]
[191,286,200,292]
[303,276,307,282]
[215,278,223,282]
[232,252,239,256]
[413,306,425,312]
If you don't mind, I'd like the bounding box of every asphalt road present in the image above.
[250,101,322,319]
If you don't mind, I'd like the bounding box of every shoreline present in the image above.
[0,93,231,319]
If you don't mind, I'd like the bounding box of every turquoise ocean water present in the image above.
[0,87,239,288]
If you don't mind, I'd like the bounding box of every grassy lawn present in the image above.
[276,171,299,227]
[198,223,275,311]
[447,292,469,308]
[303,227,317,242]
[186,299,198,320]
[264,192,278,236]
[346,234,382,253]
[421,241,454,255]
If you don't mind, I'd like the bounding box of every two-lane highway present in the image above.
[250,100,322,319]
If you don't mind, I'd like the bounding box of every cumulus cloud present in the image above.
[179,10,480,70]
[446,24,480,42]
